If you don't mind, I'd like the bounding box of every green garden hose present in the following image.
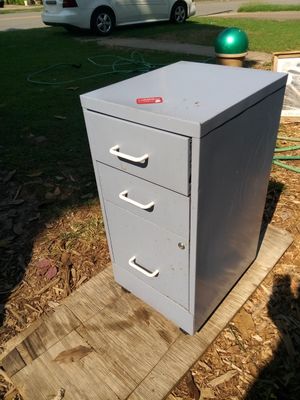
[26,51,211,85]
[274,145,300,152]
[27,51,167,85]
[273,136,300,173]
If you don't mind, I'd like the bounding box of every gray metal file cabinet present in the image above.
[81,62,286,334]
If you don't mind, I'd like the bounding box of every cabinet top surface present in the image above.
[81,61,286,137]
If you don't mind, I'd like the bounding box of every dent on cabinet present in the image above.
[81,62,287,334]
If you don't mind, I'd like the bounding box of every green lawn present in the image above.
[0,27,206,211]
[238,3,300,12]
[115,17,300,53]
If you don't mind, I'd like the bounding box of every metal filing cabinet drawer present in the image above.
[84,110,191,195]
[81,62,287,334]
[97,163,190,238]
[104,201,189,309]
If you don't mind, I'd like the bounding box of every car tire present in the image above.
[91,7,115,36]
[171,1,187,24]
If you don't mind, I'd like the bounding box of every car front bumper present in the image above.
[188,2,197,17]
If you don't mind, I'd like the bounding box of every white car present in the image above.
[42,0,196,35]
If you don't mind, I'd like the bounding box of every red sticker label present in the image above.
[136,97,163,104]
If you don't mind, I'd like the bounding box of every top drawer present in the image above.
[83,110,191,195]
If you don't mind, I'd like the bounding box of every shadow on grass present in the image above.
[113,18,225,42]
[245,275,300,400]
[66,18,228,44]
[0,27,125,335]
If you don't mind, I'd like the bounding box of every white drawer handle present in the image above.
[119,190,154,210]
[109,145,149,163]
[128,256,159,278]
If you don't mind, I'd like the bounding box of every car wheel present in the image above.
[171,2,187,24]
[91,8,115,36]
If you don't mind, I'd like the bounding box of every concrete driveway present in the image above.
[0,11,45,31]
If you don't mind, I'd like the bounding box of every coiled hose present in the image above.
[273,136,300,173]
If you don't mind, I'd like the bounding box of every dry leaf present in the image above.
[36,259,52,275]
[208,370,237,387]
[37,261,58,280]
[45,266,58,280]
[67,86,79,91]
[54,345,92,363]
[54,115,67,120]
[234,309,255,338]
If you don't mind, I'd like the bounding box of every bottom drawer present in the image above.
[105,201,189,309]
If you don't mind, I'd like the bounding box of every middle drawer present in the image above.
[97,162,190,240]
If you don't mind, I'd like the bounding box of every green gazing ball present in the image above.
[215,28,249,55]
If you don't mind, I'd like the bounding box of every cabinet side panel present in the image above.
[82,112,115,264]
[193,88,285,330]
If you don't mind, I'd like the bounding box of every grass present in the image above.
[115,17,300,53]
[238,3,300,12]
[0,27,206,209]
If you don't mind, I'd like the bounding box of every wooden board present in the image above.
[0,225,292,400]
